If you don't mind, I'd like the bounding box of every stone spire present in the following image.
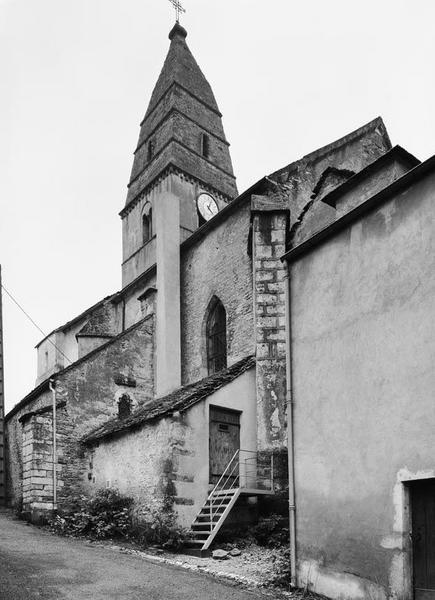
[124,23,238,209]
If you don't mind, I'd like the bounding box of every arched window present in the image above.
[118,394,132,419]
[201,133,210,159]
[206,299,227,375]
[142,208,152,244]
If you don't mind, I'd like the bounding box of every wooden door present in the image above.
[209,407,240,485]
[411,479,435,600]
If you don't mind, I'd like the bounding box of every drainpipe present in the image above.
[284,260,297,587]
[49,379,57,512]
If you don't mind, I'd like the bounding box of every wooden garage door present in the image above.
[209,407,240,485]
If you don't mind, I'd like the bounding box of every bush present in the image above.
[266,547,293,588]
[49,489,191,550]
[251,513,289,547]
[49,488,133,540]
[132,508,191,551]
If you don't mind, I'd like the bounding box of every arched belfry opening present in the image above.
[142,205,152,245]
[206,298,227,375]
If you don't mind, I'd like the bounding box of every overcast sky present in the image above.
[1,0,435,413]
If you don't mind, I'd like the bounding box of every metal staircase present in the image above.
[189,449,274,552]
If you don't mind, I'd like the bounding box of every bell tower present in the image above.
[119,23,237,396]
[120,22,238,288]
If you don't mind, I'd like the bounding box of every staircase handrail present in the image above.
[207,449,240,501]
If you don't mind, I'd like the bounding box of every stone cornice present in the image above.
[119,163,233,218]
[128,137,236,189]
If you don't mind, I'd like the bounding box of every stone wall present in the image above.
[251,196,289,512]
[5,317,154,516]
[5,387,52,508]
[271,119,392,245]
[20,405,68,521]
[180,202,254,384]
[252,196,289,451]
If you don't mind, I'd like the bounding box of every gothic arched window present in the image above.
[142,208,152,244]
[118,395,132,419]
[206,299,227,375]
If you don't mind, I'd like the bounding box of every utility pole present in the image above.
[0,266,5,505]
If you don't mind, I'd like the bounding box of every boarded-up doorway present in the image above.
[209,407,240,485]
[411,479,435,600]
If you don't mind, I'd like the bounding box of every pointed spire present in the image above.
[124,26,238,209]
[144,24,220,120]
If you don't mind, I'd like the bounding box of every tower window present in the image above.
[147,140,155,162]
[142,208,152,244]
[206,299,227,375]
[118,394,132,419]
[201,133,210,159]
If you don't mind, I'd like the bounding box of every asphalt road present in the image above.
[0,508,271,599]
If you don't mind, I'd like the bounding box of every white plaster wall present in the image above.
[176,367,257,525]
[290,171,435,600]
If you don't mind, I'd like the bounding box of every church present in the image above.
[5,18,435,600]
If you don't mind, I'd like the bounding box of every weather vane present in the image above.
[169,0,186,23]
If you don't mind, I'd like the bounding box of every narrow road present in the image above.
[0,508,269,599]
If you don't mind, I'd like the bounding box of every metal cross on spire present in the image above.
[169,0,186,23]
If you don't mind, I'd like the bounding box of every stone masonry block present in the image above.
[256,271,275,282]
[259,259,282,270]
[256,294,277,305]
[257,316,278,328]
[266,306,285,316]
[264,283,282,293]
[256,343,270,359]
[255,245,273,259]
[264,331,286,342]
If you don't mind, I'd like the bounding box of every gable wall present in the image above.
[289,171,435,600]
[286,127,391,245]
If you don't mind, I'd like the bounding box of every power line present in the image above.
[1,283,74,366]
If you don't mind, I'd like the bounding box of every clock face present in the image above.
[197,193,218,222]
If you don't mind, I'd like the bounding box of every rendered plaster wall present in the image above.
[35,300,119,385]
[289,171,435,600]
[181,203,254,384]
[88,368,256,528]
[334,158,413,218]
[35,335,59,385]
[122,273,157,331]
[87,417,179,517]
[175,368,257,526]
